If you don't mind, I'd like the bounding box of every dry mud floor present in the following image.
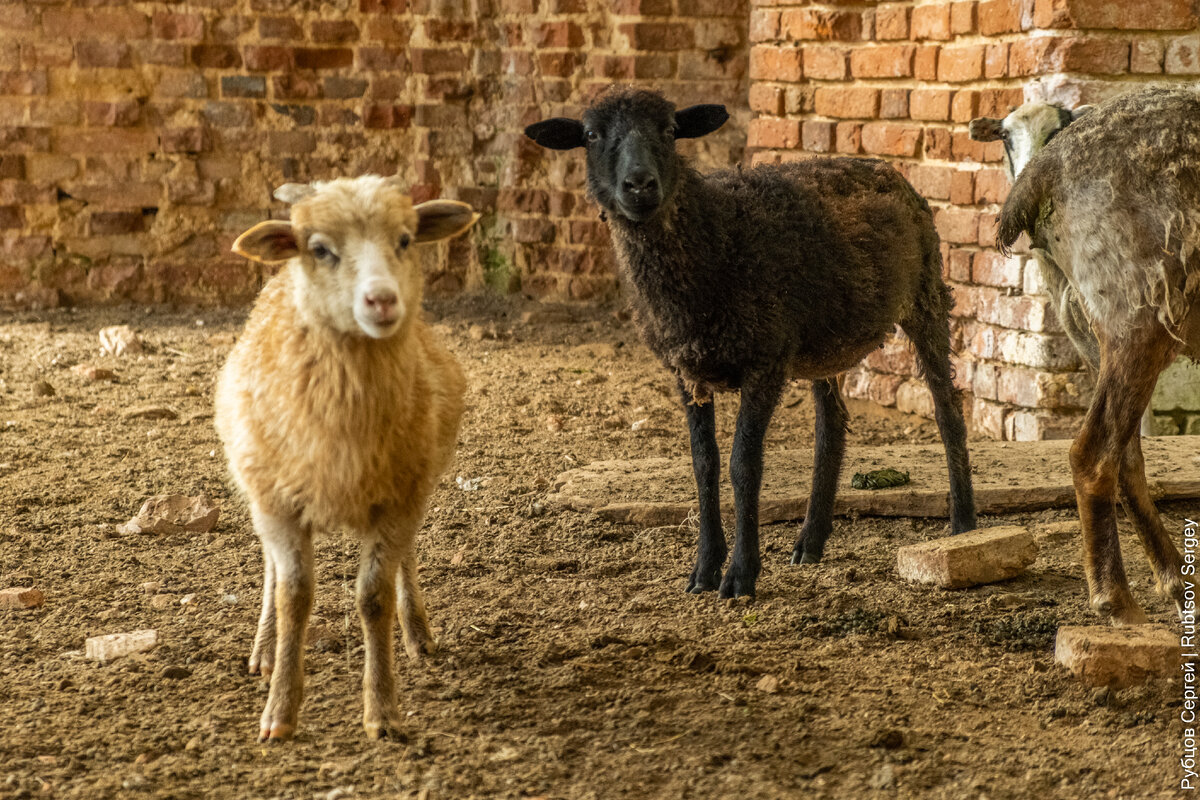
[0,294,1189,800]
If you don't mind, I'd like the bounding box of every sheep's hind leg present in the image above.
[791,378,848,565]
[357,537,405,740]
[680,384,726,593]
[721,374,783,599]
[902,300,976,534]
[1072,332,1173,626]
[249,539,276,679]
[1120,421,1186,616]
[397,536,438,660]
[254,508,314,742]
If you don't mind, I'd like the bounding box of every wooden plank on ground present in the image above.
[545,436,1200,527]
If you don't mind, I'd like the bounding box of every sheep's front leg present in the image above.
[397,537,438,660]
[680,383,725,593]
[357,538,404,740]
[722,375,783,599]
[254,508,314,741]
[792,378,848,565]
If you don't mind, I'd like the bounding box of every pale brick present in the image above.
[895,379,935,417]
[0,587,44,610]
[897,525,1037,588]
[85,629,158,661]
[1055,626,1179,689]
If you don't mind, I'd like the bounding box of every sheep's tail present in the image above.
[997,160,1057,257]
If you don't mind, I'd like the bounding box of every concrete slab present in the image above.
[546,436,1200,526]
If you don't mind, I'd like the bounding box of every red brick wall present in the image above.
[748,0,1200,439]
[0,0,750,308]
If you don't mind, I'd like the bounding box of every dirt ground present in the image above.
[0,293,1188,800]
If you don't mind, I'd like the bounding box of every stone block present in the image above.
[85,630,158,662]
[897,525,1037,588]
[1055,625,1179,688]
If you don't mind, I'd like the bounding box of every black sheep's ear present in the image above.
[674,104,729,139]
[524,118,586,150]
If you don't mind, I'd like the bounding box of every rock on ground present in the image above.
[99,325,143,357]
[85,630,158,662]
[0,587,45,610]
[896,525,1037,589]
[117,495,219,535]
[1055,625,1180,688]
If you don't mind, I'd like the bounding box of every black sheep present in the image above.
[526,88,976,598]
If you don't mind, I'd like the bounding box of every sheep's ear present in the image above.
[274,183,314,204]
[233,221,300,262]
[968,117,1005,142]
[1071,105,1095,121]
[524,118,586,150]
[674,104,728,139]
[414,200,479,243]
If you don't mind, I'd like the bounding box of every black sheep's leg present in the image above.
[680,382,725,593]
[720,373,784,599]
[791,378,849,565]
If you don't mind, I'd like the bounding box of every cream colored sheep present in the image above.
[215,175,477,741]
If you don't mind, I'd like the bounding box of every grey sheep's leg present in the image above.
[792,378,849,565]
[721,372,784,599]
[680,382,726,593]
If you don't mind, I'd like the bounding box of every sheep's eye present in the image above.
[310,242,338,265]
[398,233,411,251]
[999,129,1010,140]
[585,129,599,143]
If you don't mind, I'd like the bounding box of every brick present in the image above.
[323,77,368,99]
[978,0,1023,35]
[861,122,922,157]
[951,1,977,33]
[949,169,975,204]
[1010,37,1130,77]
[880,89,909,119]
[362,104,413,129]
[781,8,862,41]
[974,168,1009,204]
[748,117,801,150]
[365,18,410,42]
[985,43,1009,78]
[153,12,204,40]
[192,45,242,69]
[898,525,1037,589]
[850,45,915,78]
[836,122,862,154]
[750,45,803,82]
[622,22,694,50]
[1166,35,1200,74]
[221,75,267,99]
[42,9,149,40]
[935,206,978,244]
[910,88,951,121]
[0,155,24,180]
[76,41,132,69]
[156,72,208,99]
[161,127,208,153]
[876,4,910,39]
[498,188,549,215]
[749,84,784,115]
[912,3,951,40]
[203,101,253,127]
[924,127,952,160]
[803,46,848,81]
[1132,37,1166,73]
[243,46,293,72]
[802,120,835,153]
[945,248,972,282]
[1055,626,1179,689]
[410,49,467,73]
[951,90,979,123]
[750,10,781,42]
[814,87,879,119]
[358,47,408,71]
[267,131,316,153]
[259,17,303,40]
[294,48,354,70]
[915,45,939,79]
[312,20,360,43]
[1040,0,1197,30]
[85,630,158,662]
[610,0,672,13]
[909,164,952,199]
[938,45,984,82]
[0,71,48,96]
[0,587,43,610]
[360,0,407,10]
[90,211,145,235]
[977,87,1024,117]
[896,380,935,417]
[537,21,585,48]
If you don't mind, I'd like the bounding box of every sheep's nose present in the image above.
[364,287,398,317]
[623,170,658,196]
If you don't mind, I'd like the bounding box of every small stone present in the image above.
[897,525,1037,589]
[545,414,564,432]
[140,581,162,594]
[184,735,202,751]
[220,593,237,606]
[122,405,178,421]
[467,323,489,341]
[180,593,196,605]
[32,380,55,398]
[869,763,895,789]
[0,587,45,610]
[755,674,779,694]
[161,666,192,680]
[630,418,649,431]
[99,325,143,357]
[117,494,219,535]
[1035,520,1077,544]
[149,594,174,610]
[1055,625,1179,689]
[85,629,158,662]
[72,364,116,382]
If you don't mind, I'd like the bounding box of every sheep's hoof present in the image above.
[718,568,758,600]
[258,722,295,743]
[364,707,406,742]
[687,566,722,593]
[790,548,822,566]
[1091,594,1149,627]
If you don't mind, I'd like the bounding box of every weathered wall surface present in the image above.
[747,0,1200,439]
[0,0,750,308]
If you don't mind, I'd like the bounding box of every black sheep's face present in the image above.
[524,91,729,224]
